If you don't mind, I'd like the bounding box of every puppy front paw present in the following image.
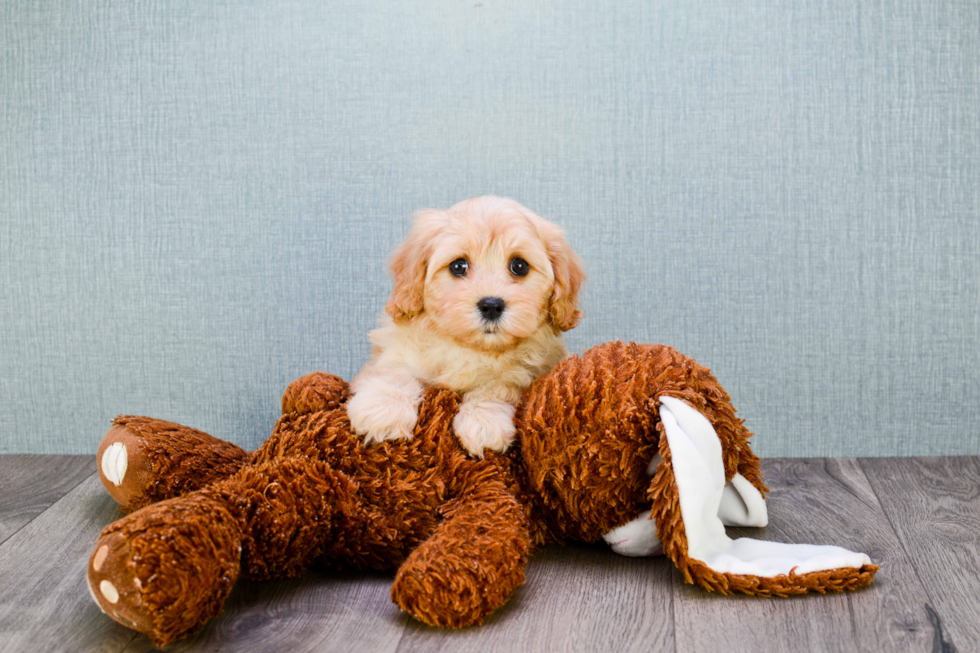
[453,399,516,457]
[347,375,422,444]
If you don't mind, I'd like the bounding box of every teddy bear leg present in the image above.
[87,456,361,645]
[87,491,244,646]
[391,478,530,628]
[97,416,250,511]
[215,457,361,580]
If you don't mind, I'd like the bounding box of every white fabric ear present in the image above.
[658,396,871,576]
[602,416,767,557]
[718,473,768,527]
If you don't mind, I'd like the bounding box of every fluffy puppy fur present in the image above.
[347,196,585,457]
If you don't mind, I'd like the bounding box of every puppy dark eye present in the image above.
[449,258,469,277]
[509,257,529,277]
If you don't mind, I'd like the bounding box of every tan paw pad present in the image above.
[101,442,128,486]
[100,580,119,603]
[93,544,109,571]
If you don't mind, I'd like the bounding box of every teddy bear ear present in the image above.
[385,210,446,322]
[649,396,878,594]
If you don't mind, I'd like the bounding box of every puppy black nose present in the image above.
[477,297,506,321]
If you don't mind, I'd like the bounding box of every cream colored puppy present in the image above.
[348,196,585,457]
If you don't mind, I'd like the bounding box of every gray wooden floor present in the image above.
[0,455,976,653]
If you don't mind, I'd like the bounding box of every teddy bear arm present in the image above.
[97,416,251,511]
[391,477,530,628]
[87,490,245,646]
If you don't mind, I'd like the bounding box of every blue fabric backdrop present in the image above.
[1,0,977,455]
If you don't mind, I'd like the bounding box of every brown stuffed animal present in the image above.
[88,342,877,645]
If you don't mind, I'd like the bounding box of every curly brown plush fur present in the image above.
[87,342,876,646]
[91,380,530,644]
[518,341,767,542]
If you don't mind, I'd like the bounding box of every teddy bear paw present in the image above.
[87,530,156,636]
[392,560,501,629]
[87,494,244,646]
[96,424,151,509]
[602,510,664,557]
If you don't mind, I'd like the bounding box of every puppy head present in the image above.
[386,196,585,351]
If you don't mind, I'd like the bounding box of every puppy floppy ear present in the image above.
[385,210,444,322]
[541,221,585,332]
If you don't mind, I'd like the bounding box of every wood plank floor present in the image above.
[0,455,974,653]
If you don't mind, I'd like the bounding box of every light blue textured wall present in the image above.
[1,0,978,456]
